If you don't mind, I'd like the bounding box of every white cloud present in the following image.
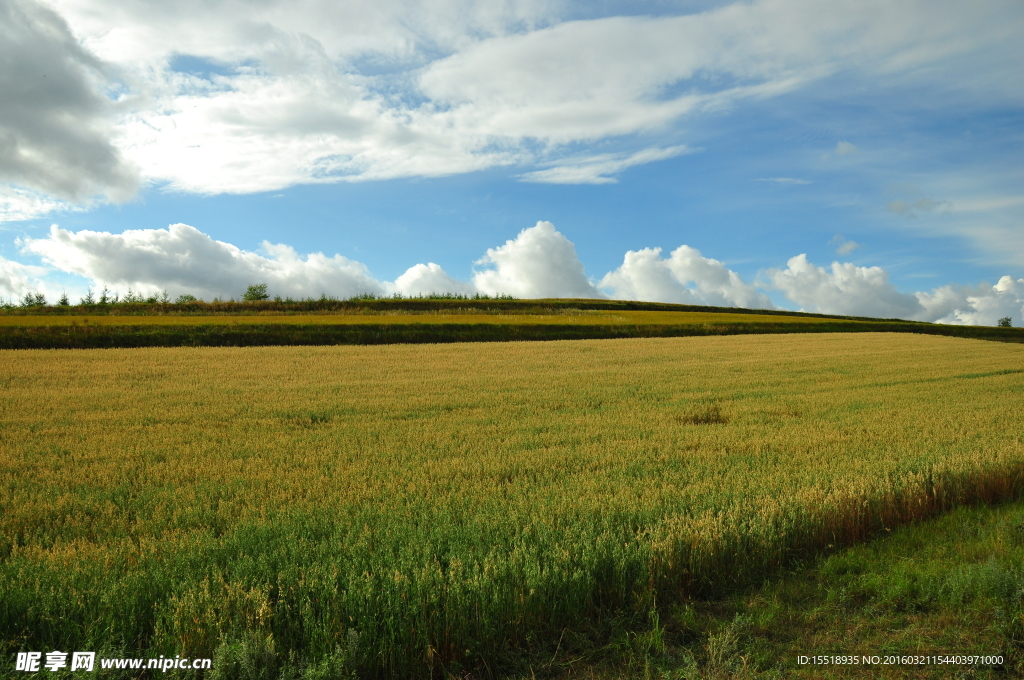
[885,177,1024,267]
[0,186,81,222]
[887,197,951,218]
[118,63,520,195]
[472,221,604,298]
[916,276,1024,326]
[834,140,857,156]
[755,177,812,185]
[416,0,1022,145]
[765,254,924,319]
[600,245,774,309]
[393,262,475,297]
[3,0,1014,204]
[22,223,386,300]
[16,220,605,302]
[518,146,691,184]
[6,222,1023,325]
[50,0,559,67]
[0,253,48,301]
[764,253,1024,324]
[948,195,1024,212]
[829,234,861,255]
[0,0,137,206]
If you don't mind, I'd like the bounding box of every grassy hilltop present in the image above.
[2,333,1024,677]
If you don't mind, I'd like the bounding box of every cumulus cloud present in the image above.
[916,276,1024,326]
[17,220,606,302]
[393,263,475,297]
[7,221,1023,326]
[764,253,1024,324]
[0,254,48,301]
[765,254,923,318]
[600,245,774,309]
[0,0,137,207]
[22,223,386,300]
[472,221,604,299]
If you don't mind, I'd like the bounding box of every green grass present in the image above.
[537,499,1024,679]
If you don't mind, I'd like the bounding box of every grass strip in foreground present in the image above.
[533,500,1024,679]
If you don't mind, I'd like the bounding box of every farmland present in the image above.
[2,333,1024,677]
[1,298,1021,349]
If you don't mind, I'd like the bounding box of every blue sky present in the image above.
[1,0,1022,323]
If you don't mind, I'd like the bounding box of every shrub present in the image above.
[175,294,199,303]
[998,316,1012,328]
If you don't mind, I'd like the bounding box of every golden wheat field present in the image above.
[1,333,1023,676]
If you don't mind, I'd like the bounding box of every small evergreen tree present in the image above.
[58,291,70,306]
[21,291,46,307]
[81,288,95,305]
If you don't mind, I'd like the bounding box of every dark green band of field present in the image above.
[2,320,1023,349]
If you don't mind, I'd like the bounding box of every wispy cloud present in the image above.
[946,195,1024,212]
[829,234,861,255]
[887,197,952,217]
[755,177,812,185]
[0,186,83,223]
[1,0,1018,208]
[518,146,692,185]
[834,141,857,156]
